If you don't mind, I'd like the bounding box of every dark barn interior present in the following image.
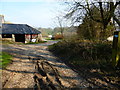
[15,34,25,42]
[2,34,12,38]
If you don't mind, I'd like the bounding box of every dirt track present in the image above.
[1,41,93,89]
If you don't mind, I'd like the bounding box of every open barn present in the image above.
[0,24,42,43]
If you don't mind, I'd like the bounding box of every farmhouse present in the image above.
[0,24,42,43]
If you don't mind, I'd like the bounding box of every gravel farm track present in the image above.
[1,41,94,89]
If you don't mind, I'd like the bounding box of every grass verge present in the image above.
[25,41,47,44]
[1,40,24,45]
[1,40,47,45]
[0,52,12,69]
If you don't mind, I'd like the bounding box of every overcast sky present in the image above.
[0,0,67,28]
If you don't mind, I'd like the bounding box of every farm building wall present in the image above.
[25,34,31,43]
[0,33,43,43]
[25,34,39,43]
[0,34,15,41]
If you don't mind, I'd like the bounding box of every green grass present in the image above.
[45,38,62,41]
[1,40,15,44]
[0,52,12,69]
[1,40,47,45]
[1,40,24,45]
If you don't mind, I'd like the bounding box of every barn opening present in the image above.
[15,34,25,42]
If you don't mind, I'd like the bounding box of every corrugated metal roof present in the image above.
[1,24,41,34]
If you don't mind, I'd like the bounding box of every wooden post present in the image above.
[112,31,120,67]
[117,32,120,67]
[30,34,32,42]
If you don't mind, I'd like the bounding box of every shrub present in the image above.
[49,39,113,70]
[52,34,63,40]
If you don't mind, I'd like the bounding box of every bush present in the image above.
[49,39,112,70]
[52,34,63,40]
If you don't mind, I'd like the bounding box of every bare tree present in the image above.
[65,0,120,29]
[56,16,65,36]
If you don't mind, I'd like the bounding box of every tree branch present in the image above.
[113,16,120,26]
